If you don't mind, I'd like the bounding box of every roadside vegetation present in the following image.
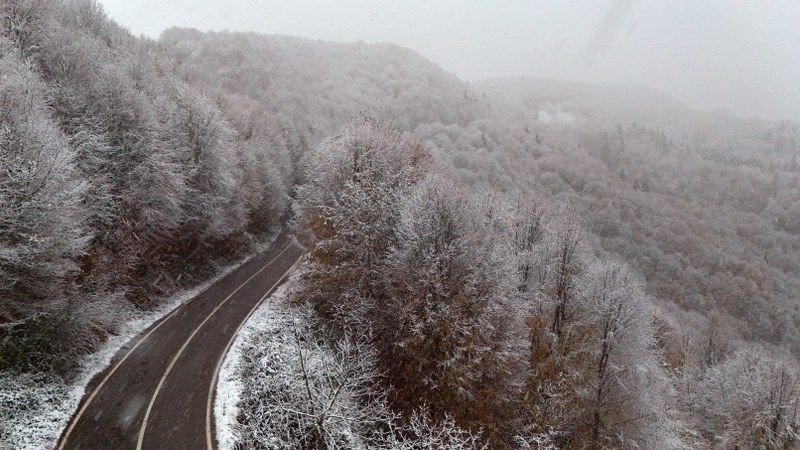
[0,1,294,445]
[2,1,800,449]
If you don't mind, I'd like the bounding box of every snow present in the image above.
[537,103,578,125]
[213,271,299,449]
[0,237,276,450]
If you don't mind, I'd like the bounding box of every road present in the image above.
[57,231,304,450]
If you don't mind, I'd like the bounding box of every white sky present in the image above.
[98,0,800,121]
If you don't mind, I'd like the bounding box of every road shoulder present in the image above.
[0,234,278,450]
[213,265,304,449]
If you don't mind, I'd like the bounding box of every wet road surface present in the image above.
[57,232,304,450]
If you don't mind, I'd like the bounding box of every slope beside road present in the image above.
[57,232,304,450]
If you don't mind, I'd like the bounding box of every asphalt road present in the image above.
[57,231,304,450]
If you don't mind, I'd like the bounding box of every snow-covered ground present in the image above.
[0,240,275,450]
[213,269,301,449]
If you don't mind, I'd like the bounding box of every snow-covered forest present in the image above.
[1,0,294,372]
[2,1,800,449]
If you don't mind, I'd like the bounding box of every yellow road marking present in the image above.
[135,243,294,450]
[56,240,284,450]
[205,253,304,449]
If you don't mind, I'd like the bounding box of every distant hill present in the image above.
[160,28,489,139]
[162,28,800,351]
[3,5,800,448]
[478,76,692,128]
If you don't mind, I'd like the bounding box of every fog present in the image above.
[99,0,800,121]
[4,2,800,447]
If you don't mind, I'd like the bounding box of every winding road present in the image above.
[57,231,304,450]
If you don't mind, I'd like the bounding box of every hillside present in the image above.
[154,27,800,448]
[160,28,489,140]
[162,28,800,352]
[478,76,800,346]
[0,2,292,375]
[2,5,799,448]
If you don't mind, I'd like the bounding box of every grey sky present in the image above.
[98,0,800,121]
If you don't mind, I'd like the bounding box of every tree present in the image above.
[0,40,88,322]
[382,174,518,437]
[547,206,585,342]
[695,349,800,448]
[237,308,394,450]
[511,193,547,292]
[379,409,486,450]
[165,83,245,242]
[295,117,429,328]
[236,305,486,450]
[578,261,677,449]
[1,0,295,376]
[236,136,288,235]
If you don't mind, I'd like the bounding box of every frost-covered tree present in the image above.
[378,409,486,450]
[522,241,680,447]
[236,305,488,450]
[382,175,519,437]
[236,137,288,235]
[0,39,88,320]
[164,83,245,242]
[295,119,522,443]
[577,261,678,449]
[511,193,547,293]
[295,117,429,326]
[547,207,586,341]
[1,0,294,376]
[237,308,393,450]
[695,349,800,448]
[523,206,590,435]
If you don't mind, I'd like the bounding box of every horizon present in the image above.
[98,0,800,123]
[4,2,800,448]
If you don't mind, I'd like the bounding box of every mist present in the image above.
[97,0,800,121]
[4,1,800,447]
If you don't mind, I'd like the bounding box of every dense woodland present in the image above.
[162,28,800,349]
[2,1,800,448]
[0,1,291,375]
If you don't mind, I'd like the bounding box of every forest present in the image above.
[2,1,800,448]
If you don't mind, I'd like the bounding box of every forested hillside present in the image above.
[163,28,800,448]
[160,28,490,141]
[0,1,293,375]
[2,2,800,448]
[164,28,800,351]
[481,77,800,343]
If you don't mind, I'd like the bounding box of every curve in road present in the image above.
[57,231,304,450]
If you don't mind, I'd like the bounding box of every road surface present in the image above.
[57,231,304,450]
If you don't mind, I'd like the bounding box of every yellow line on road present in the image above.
[135,243,294,450]
[205,252,304,449]
[56,240,284,450]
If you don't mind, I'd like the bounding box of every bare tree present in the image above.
[548,206,585,342]
[511,193,547,293]
[238,308,393,449]
[695,349,800,448]
[378,409,486,450]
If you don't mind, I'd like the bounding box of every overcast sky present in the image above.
[98,0,800,121]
